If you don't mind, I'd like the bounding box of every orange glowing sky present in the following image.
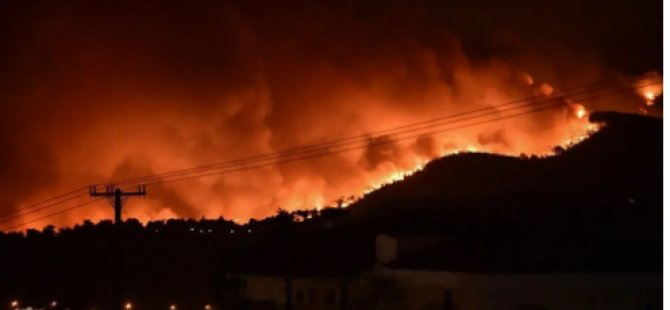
[0,0,662,230]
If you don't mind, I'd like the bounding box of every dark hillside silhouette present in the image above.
[0,112,661,309]
[352,111,661,225]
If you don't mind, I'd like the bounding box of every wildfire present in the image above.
[556,123,601,151]
[7,64,656,230]
[519,72,534,85]
[573,104,587,119]
[363,162,428,196]
[635,72,663,107]
[644,91,657,106]
[351,118,602,205]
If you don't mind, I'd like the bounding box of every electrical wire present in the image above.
[0,79,659,230]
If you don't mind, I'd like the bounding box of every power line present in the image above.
[2,199,102,231]
[0,187,88,219]
[0,80,658,230]
[1,83,658,228]
[143,100,571,185]
[115,82,661,186]
[0,192,89,225]
[99,77,650,187]
[0,101,575,231]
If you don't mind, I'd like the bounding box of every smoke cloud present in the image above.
[0,0,661,229]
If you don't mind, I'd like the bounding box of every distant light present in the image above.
[190,227,195,232]
[170,305,176,310]
[204,305,211,310]
[125,302,132,309]
[207,229,212,233]
[51,300,58,307]
[11,300,18,308]
[230,229,235,234]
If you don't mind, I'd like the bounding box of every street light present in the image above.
[50,300,58,307]
[204,305,211,310]
[125,302,132,309]
[10,300,18,308]
[170,305,176,310]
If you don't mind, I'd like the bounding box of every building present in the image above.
[222,234,661,310]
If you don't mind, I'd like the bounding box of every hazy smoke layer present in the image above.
[0,0,661,228]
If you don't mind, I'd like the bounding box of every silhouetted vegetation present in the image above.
[0,112,661,309]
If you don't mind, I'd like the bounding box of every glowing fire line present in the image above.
[341,120,602,209]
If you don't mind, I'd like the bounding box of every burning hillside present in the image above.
[348,111,663,221]
[0,0,662,230]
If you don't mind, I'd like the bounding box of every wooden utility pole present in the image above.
[89,185,146,310]
[90,185,146,223]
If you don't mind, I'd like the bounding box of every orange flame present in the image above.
[635,72,663,107]
[572,103,587,119]
[350,119,601,205]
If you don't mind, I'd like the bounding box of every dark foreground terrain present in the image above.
[0,111,661,309]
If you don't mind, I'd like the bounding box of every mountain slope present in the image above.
[350,111,662,226]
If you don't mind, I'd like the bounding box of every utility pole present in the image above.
[90,185,146,223]
[89,185,146,310]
